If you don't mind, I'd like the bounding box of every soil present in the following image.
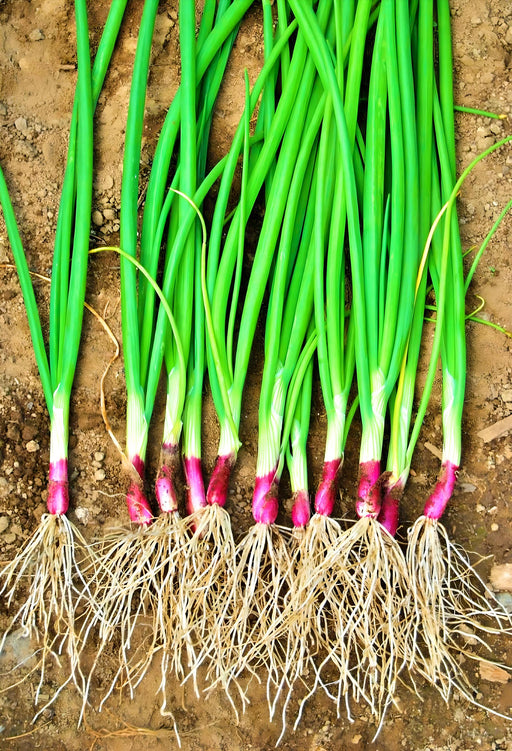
[0,1,512,749]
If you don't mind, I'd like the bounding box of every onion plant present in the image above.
[163,15,305,696]
[100,0,258,526]
[194,9,340,712]
[153,0,247,524]
[282,102,357,718]
[192,25,339,704]
[148,4,257,680]
[403,135,512,718]
[363,0,512,720]
[287,341,315,535]
[284,0,416,722]
[83,0,297,714]
[210,97,325,709]
[151,8,253,701]
[378,0,421,537]
[81,0,163,711]
[203,0,332,508]
[135,15,301,705]
[277,1,369,721]
[80,0,236,712]
[0,0,127,707]
[151,0,241,710]
[403,0,512,710]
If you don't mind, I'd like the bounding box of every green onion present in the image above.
[403,0,512,714]
[155,0,243,520]
[79,0,173,716]
[177,31,304,699]
[216,105,323,700]
[285,0,415,723]
[203,9,327,508]
[118,0,159,524]
[0,0,125,709]
[83,2,288,715]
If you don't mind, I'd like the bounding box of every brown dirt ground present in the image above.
[0,1,512,749]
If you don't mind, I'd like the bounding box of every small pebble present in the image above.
[94,451,105,462]
[490,564,512,591]
[0,103,7,116]
[74,507,90,526]
[3,534,16,544]
[480,71,495,85]
[25,440,39,452]
[496,593,512,613]
[102,209,115,221]
[475,503,486,513]
[14,116,27,132]
[458,482,477,493]
[491,523,499,532]
[29,29,45,41]
[478,136,495,151]
[22,424,38,441]
[92,209,104,227]
[0,516,9,534]
[501,389,512,403]
[94,468,106,481]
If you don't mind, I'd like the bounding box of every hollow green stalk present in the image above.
[142,18,299,452]
[118,0,159,524]
[0,0,113,708]
[314,0,371,518]
[205,0,335,507]
[156,0,245,517]
[137,0,256,382]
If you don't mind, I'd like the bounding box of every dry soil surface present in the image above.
[1,1,512,750]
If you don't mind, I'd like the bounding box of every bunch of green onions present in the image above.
[2,0,512,737]
[249,0,512,729]
[78,0,255,713]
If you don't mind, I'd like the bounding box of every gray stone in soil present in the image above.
[496,592,512,613]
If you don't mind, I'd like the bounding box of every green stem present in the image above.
[119,0,158,406]
[57,0,93,401]
[406,136,512,466]
[454,104,506,120]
